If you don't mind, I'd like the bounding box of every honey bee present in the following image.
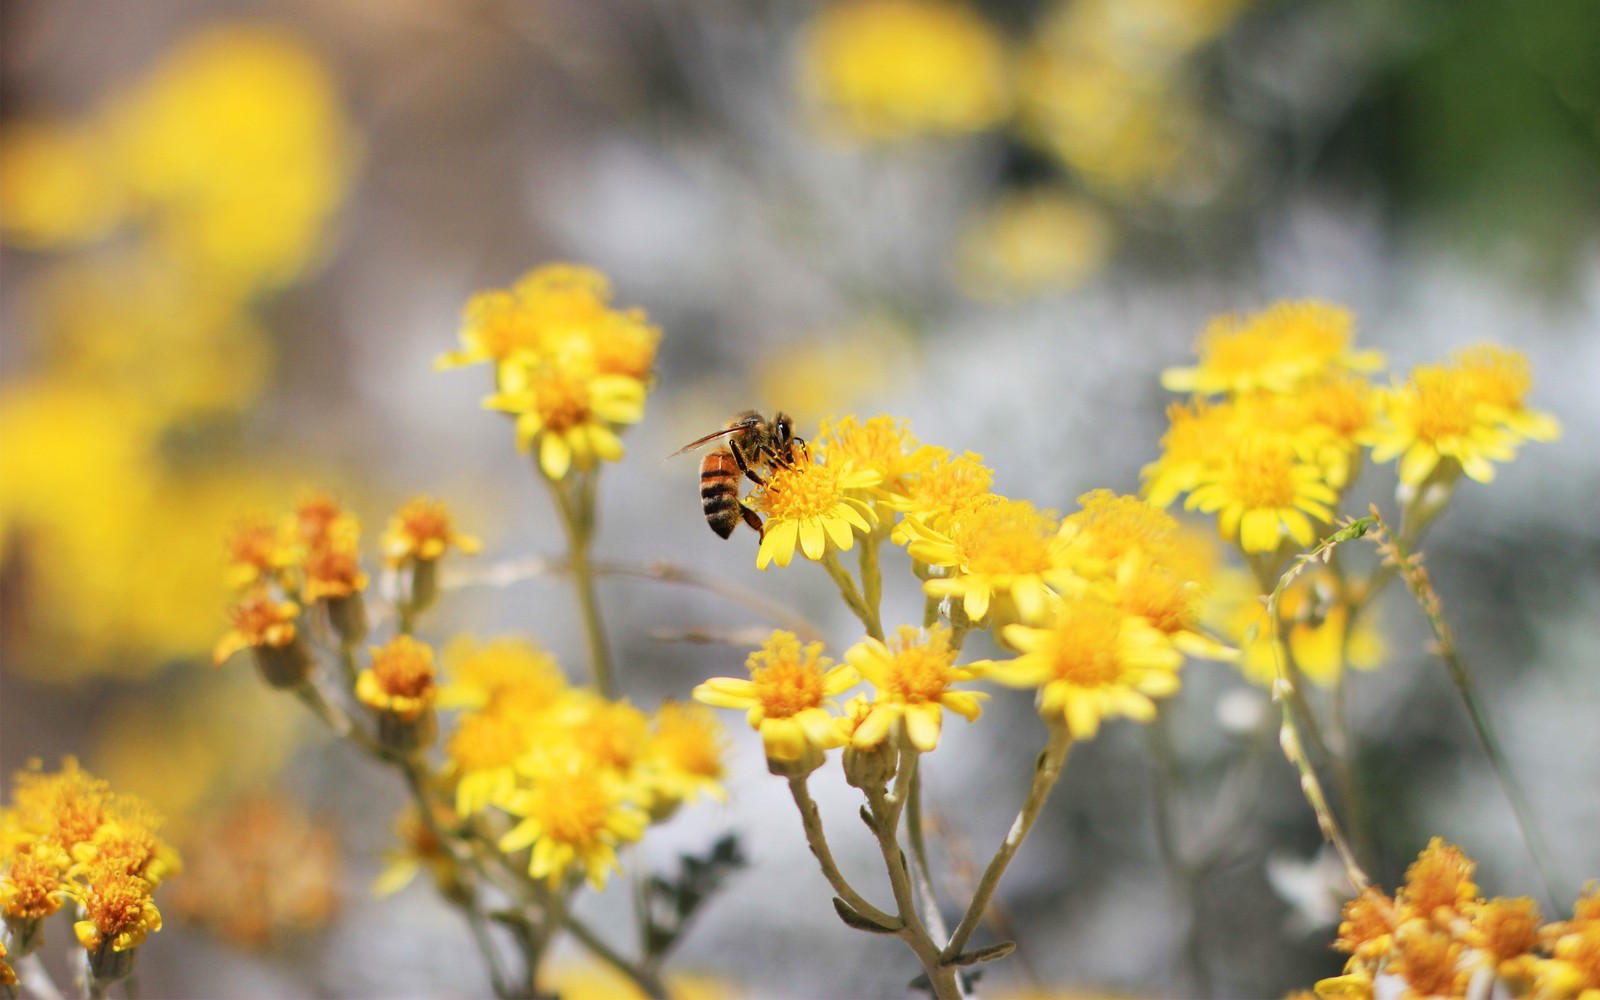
[670,410,805,539]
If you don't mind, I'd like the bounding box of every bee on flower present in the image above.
[748,446,880,571]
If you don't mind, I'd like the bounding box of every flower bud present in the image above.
[843,740,897,791]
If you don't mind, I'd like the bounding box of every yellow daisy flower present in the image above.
[642,701,729,810]
[981,596,1183,740]
[815,414,944,503]
[750,452,879,570]
[1185,436,1338,554]
[381,496,479,566]
[843,625,985,752]
[1369,345,1559,486]
[355,635,438,722]
[1160,300,1383,397]
[906,496,1063,622]
[445,712,532,816]
[72,862,162,955]
[1140,398,1238,509]
[484,361,647,481]
[692,631,858,765]
[885,450,995,542]
[497,754,647,891]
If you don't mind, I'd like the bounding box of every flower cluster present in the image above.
[421,635,727,890]
[1315,839,1600,1000]
[1,759,179,986]
[706,413,1223,750]
[1147,300,1558,562]
[439,264,659,480]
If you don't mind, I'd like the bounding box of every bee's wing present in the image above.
[666,418,761,458]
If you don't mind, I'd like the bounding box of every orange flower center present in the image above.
[1042,603,1125,687]
[751,660,826,719]
[758,458,845,522]
[371,637,436,699]
[529,773,609,846]
[531,369,592,432]
[1227,441,1298,509]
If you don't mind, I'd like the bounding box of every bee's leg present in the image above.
[730,438,769,487]
[785,436,809,466]
[738,502,765,538]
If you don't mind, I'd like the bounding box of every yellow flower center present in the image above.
[904,452,992,512]
[654,705,723,778]
[1402,837,1477,919]
[2,850,67,919]
[228,593,298,647]
[1117,566,1193,635]
[954,500,1057,575]
[447,714,527,772]
[1456,345,1530,411]
[1471,897,1541,961]
[80,864,156,941]
[1227,440,1299,509]
[1407,368,1478,443]
[751,660,826,718]
[530,368,593,432]
[391,498,458,556]
[528,773,610,846]
[882,643,954,703]
[571,702,648,771]
[371,636,436,699]
[1041,602,1126,687]
[759,459,847,522]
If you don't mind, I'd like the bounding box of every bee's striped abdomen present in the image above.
[700,448,743,538]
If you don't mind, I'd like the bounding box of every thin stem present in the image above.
[904,754,952,942]
[864,783,958,999]
[565,915,671,1000]
[15,954,64,1000]
[857,521,888,642]
[785,776,900,929]
[942,721,1072,962]
[1147,706,1213,998]
[1371,511,1563,910]
[820,549,878,639]
[546,471,616,698]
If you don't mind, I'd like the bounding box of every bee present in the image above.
[670,410,806,539]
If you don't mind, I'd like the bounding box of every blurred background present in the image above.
[1,0,1597,997]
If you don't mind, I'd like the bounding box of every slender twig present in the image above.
[857,522,888,642]
[903,753,951,942]
[16,954,64,1000]
[1368,509,1563,910]
[820,549,878,639]
[785,776,899,929]
[942,721,1072,962]
[546,472,616,698]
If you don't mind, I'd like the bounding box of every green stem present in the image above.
[942,721,1071,963]
[864,782,959,999]
[903,753,950,942]
[785,777,899,929]
[857,521,888,642]
[547,471,616,698]
[820,549,878,639]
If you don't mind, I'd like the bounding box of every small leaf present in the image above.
[948,941,1017,967]
[831,897,901,935]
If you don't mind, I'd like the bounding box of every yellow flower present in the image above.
[213,590,302,666]
[958,188,1113,300]
[1161,300,1384,397]
[692,631,858,764]
[443,713,532,817]
[0,118,124,248]
[437,634,567,711]
[1369,345,1560,486]
[72,862,162,954]
[1,842,71,920]
[498,755,647,890]
[223,514,295,591]
[886,451,995,542]
[300,545,368,603]
[355,635,438,722]
[642,702,729,808]
[800,0,1010,140]
[485,362,647,480]
[981,596,1183,740]
[104,25,354,291]
[1141,398,1238,508]
[750,452,879,570]
[907,496,1062,622]
[372,802,457,901]
[815,414,944,503]
[1399,837,1478,927]
[382,496,479,566]
[843,625,985,752]
[1185,436,1338,554]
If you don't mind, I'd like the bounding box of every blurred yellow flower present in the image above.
[1185,436,1337,554]
[800,0,1011,140]
[382,497,480,566]
[958,188,1113,300]
[1161,301,1383,397]
[498,755,647,890]
[104,25,354,291]
[0,120,123,248]
[1369,345,1559,486]
[907,496,1062,622]
[485,363,648,480]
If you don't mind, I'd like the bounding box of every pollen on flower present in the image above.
[751,449,878,569]
[748,633,831,718]
[73,861,162,953]
[1,845,70,919]
[1334,888,1399,961]
[1400,837,1479,925]
[1470,897,1542,962]
[1392,924,1467,998]
[693,630,858,764]
[367,636,437,701]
